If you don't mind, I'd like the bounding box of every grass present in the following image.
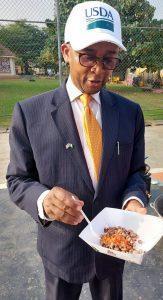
[108,84,163,120]
[0,78,59,127]
[0,78,163,127]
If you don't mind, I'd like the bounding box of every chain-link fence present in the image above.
[0,0,163,125]
[0,0,57,76]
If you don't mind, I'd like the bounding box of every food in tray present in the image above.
[100,226,142,253]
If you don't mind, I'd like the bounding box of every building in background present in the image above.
[0,44,16,77]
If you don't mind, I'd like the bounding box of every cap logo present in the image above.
[85,7,114,32]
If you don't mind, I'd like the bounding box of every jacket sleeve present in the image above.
[6,102,49,225]
[122,104,149,207]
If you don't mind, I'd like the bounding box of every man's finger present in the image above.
[51,187,84,209]
[135,207,147,214]
[48,204,84,225]
[51,194,83,215]
[125,206,147,215]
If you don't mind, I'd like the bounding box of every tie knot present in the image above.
[80,93,91,107]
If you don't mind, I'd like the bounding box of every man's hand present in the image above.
[124,199,147,214]
[43,187,84,225]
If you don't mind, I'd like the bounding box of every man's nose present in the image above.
[90,60,105,73]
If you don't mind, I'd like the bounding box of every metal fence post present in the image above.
[55,0,62,86]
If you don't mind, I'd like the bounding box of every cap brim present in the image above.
[70,31,126,52]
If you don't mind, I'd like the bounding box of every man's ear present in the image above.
[61,43,70,63]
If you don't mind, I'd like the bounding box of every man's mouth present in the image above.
[88,80,102,87]
[88,79,102,83]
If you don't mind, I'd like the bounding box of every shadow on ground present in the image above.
[0,186,162,300]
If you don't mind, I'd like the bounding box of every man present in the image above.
[7,1,148,300]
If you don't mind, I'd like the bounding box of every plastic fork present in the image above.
[72,196,100,239]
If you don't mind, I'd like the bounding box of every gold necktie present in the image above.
[80,93,102,179]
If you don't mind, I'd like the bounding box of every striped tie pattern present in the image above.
[80,93,102,179]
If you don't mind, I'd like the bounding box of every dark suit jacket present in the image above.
[7,82,148,283]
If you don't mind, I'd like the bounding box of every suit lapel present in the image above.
[94,89,119,198]
[51,83,94,194]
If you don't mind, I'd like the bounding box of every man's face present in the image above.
[61,42,119,94]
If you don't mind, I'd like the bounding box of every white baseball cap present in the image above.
[64,1,126,51]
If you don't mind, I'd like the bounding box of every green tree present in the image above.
[58,0,82,24]
[37,19,58,75]
[108,0,157,79]
[38,48,54,75]
[0,21,47,74]
[132,19,163,72]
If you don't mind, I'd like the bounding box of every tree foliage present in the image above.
[37,20,58,74]
[0,21,47,74]
[133,19,163,72]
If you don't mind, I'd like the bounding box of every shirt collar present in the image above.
[66,76,101,104]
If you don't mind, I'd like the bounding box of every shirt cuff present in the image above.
[122,196,145,209]
[37,190,54,221]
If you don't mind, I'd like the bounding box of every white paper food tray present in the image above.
[79,207,163,264]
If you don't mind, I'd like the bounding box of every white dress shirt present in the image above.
[37,76,144,220]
